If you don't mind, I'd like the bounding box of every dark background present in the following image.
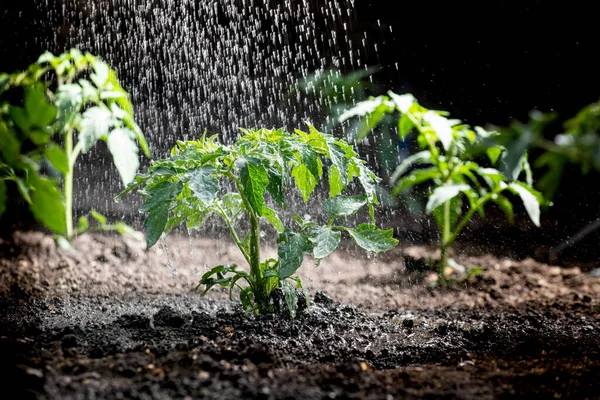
[1,1,599,261]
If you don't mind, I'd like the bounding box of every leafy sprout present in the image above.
[0,49,149,241]
[340,92,547,287]
[118,125,398,317]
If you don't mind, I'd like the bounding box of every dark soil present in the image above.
[1,231,599,399]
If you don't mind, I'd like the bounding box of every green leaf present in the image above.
[390,150,432,183]
[44,143,69,174]
[221,193,243,218]
[508,182,541,227]
[296,145,322,179]
[0,123,20,163]
[91,60,110,87]
[77,215,89,231]
[327,142,350,186]
[29,176,66,235]
[107,128,139,185]
[37,51,56,64]
[186,208,211,232]
[281,280,299,318]
[10,107,32,132]
[356,102,392,141]
[398,113,414,139]
[310,226,341,259]
[486,147,502,165]
[56,84,83,128]
[277,230,312,280]
[388,91,415,113]
[144,203,168,247]
[188,166,219,205]
[424,111,453,150]
[0,180,6,218]
[292,164,318,202]
[393,167,440,195]
[239,287,254,313]
[426,183,470,214]
[240,159,268,216]
[328,165,343,198]
[90,210,107,225]
[139,180,183,213]
[262,205,284,232]
[345,224,398,253]
[266,168,286,208]
[25,85,56,128]
[79,106,114,152]
[493,194,514,224]
[338,96,389,122]
[324,195,367,221]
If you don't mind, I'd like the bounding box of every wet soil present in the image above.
[1,231,599,399]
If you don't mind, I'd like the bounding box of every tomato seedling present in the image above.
[340,92,546,287]
[118,126,398,316]
[0,49,149,241]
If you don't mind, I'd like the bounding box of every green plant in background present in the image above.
[340,92,546,287]
[118,125,398,316]
[494,100,600,200]
[0,49,150,241]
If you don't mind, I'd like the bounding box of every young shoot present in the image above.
[118,125,398,317]
[340,92,546,287]
[0,49,149,241]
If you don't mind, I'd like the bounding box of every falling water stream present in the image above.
[29,0,405,277]
[35,0,385,219]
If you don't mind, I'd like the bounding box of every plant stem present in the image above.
[228,171,268,311]
[248,209,267,310]
[438,200,451,287]
[64,128,74,240]
[214,203,251,264]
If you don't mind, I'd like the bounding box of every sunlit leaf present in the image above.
[278,230,312,280]
[29,176,66,235]
[292,163,318,202]
[45,143,69,174]
[425,183,470,214]
[509,182,541,227]
[324,194,367,221]
[144,203,168,248]
[345,224,398,253]
[310,226,341,259]
[188,166,219,205]
[79,106,113,152]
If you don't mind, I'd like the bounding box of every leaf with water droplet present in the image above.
[107,128,139,185]
[425,183,470,214]
[292,163,318,202]
[324,194,367,221]
[310,226,341,260]
[345,224,398,254]
[79,106,114,152]
[144,203,168,248]
[262,205,284,232]
[139,180,183,213]
[277,230,313,280]
[508,182,541,227]
[239,158,268,216]
[188,166,219,205]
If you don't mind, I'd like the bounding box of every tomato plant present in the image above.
[118,125,398,316]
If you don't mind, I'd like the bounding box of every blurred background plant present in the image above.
[0,49,149,244]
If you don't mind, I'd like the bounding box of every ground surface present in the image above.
[1,231,599,399]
